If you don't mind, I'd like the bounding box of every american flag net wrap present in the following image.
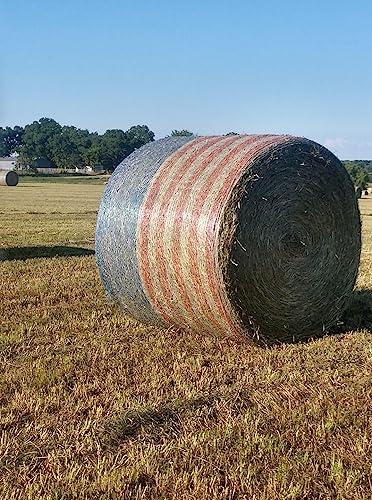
[96,135,361,345]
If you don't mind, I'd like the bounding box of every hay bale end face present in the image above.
[96,135,361,345]
[0,170,19,187]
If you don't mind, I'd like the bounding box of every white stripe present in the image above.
[157,135,248,331]
[140,138,213,301]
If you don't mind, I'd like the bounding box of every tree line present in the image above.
[2,122,370,185]
[0,121,196,171]
[0,118,159,171]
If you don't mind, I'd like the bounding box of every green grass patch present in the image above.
[18,174,108,184]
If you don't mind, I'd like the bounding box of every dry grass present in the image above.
[0,181,371,499]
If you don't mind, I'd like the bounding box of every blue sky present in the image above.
[1,0,371,158]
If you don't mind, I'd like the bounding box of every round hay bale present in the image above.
[0,170,19,187]
[96,135,361,345]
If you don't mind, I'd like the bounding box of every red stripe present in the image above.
[183,136,262,330]
[153,135,245,329]
[137,137,219,308]
[137,138,203,295]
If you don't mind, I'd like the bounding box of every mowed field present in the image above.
[0,179,371,499]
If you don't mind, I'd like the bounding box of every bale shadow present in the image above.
[0,245,95,261]
[338,289,372,332]
[275,290,372,344]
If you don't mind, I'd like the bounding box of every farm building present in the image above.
[32,159,105,175]
[92,164,105,173]
[32,158,59,174]
[0,157,18,171]
[66,166,105,174]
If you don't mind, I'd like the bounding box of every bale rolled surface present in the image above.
[96,135,361,345]
[0,170,19,186]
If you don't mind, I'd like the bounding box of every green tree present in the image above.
[61,126,94,167]
[0,126,24,156]
[99,129,128,170]
[19,118,97,169]
[19,118,62,166]
[14,117,155,171]
[88,125,155,171]
[125,125,155,155]
[344,161,370,189]
[49,134,81,169]
[171,129,193,137]
[355,170,370,190]
[84,137,103,167]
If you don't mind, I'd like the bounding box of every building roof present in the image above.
[0,157,17,162]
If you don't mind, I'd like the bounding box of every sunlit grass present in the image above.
[0,183,371,499]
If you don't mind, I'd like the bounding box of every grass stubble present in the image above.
[0,181,371,499]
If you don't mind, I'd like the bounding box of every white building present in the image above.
[0,157,18,171]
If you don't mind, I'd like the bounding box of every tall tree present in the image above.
[59,126,95,167]
[125,124,155,155]
[89,125,155,171]
[99,129,128,169]
[49,134,81,169]
[19,118,62,165]
[355,170,370,190]
[343,161,370,190]
[85,140,102,167]
[0,126,24,156]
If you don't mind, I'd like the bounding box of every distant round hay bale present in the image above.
[0,170,19,187]
[96,135,361,345]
